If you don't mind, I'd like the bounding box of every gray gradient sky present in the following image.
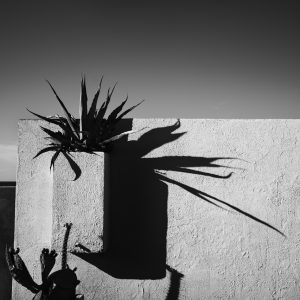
[1,1,300,180]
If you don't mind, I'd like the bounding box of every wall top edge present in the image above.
[18,118,300,122]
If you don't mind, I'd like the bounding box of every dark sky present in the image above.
[0,1,300,180]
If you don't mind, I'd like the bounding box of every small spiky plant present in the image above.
[28,77,144,174]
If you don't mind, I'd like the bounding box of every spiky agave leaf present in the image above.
[98,99,145,143]
[50,150,61,171]
[106,96,128,123]
[84,77,104,144]
[62,152,82,180]
[33,145,60,159]
[26,108,76,139]
[27,109,66,129]
[95,82,117,121]
[40,127,71,145]
[109,82,117,97]
[100,128,146,145]
[90,99,144,148]
[116,99,145,121]
[101,96,131,139]
[80,77,88,140]
[46,80,80,140]
[87,76,103,122]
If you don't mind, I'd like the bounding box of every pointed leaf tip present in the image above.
[46,80,80,140]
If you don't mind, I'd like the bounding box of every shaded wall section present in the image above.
[0,182,15,300]
[13,119,300,299]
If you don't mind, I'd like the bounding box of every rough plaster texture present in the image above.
[52,152,107,253]
[14,119,300,299]
[14,121,53,299]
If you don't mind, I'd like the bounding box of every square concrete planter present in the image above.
[51,151,109,253]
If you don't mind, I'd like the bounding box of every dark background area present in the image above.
[0,182,15,300]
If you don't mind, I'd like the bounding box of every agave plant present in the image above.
[27,77,144,177]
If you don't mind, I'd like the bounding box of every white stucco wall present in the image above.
[14,119,300,299]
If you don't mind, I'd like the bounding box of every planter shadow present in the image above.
[73,119,169,279]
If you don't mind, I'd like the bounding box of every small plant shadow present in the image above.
[73,119,285,281]
[166,265,184,300]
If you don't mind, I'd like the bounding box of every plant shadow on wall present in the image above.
[73,119,285,282]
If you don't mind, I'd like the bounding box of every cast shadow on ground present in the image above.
[72,119,285,282]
